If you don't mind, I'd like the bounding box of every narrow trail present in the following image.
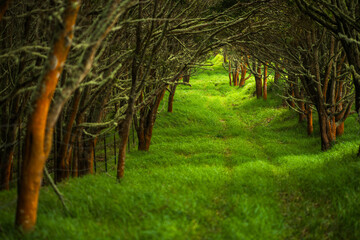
[182,80,286,239]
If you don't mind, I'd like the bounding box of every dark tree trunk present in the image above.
[168,84,177,113]
[294,84,305,122]
[274,65,281,84]
[316,104,336,151]
[56,89,81,182]
[0,0,10,22]
[137,89,166,151]
[306,104,313,135]
[255,64,262,98]
[0,97,19,190]
[72,139,78,178]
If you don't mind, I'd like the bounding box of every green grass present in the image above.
[1,57,360,239]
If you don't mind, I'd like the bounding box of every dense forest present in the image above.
[1,0,360,239]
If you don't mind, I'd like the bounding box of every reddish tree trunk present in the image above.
[335,101,345,137]
[0,150,14,190]
[263,63,268,100]
[232,61,239,86]
[137,89,166,151]
[168,84,177,113]
[15,0,80,231]
[239,63,247,87]
[232,70,237,86]
[336,122,344,136]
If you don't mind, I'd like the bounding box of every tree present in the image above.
[295,0,360,112]
[15,0,81,231]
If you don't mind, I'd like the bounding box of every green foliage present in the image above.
[1,59,360,239]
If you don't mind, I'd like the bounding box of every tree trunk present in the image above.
[0,0,10,22]
[335,81,345,136]
[330,117,336,142]
[298,98,306,122]
[263,62,268,100]
[0,98,19,190]
[71,139,78,177]
[239,63,247,87]
[232,61,239,86]
[0,147,14,190]
[117,1,142,179]
[317,106,332,151]
[80,138,95,176]
[336,122,344,136]
[274,65,281,84]
[137,89,166,151]
[15,0,80,231]
[183,75,190,83]
[294,84,306,122]
[228,60,232,86]
[56,89,81,182]
[168,84,177,113]
[117,111,134,179]
[255,64,262,98]
[306,104,313,135]
[287,75,296,108]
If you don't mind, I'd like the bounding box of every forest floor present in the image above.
[1,56,360,239]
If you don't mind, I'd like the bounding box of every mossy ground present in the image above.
[1,55,360,239]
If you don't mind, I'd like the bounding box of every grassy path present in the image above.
[1,67,360,239]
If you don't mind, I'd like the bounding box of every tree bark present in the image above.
[15,0,80,231]
[255,64,262,98]
[0,147,14,190]
[56,89,81,182]
[316,103,336,151]
[117,1,142,180]
[0,0,10,22]
[71,139,78,178]
[137,89,166,151]
[306,104,313,135]
[168,83,177,113]
[263,62,268,100]
[0,97,19,190]
[239,63,247,87]
[228,60,232,86]
[274,64,281,84]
